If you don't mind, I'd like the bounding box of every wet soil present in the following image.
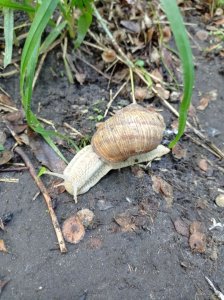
[1,23,224,300]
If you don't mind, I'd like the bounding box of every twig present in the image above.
[104,80,129,117]
[75,54,114,81]
[205,276,224,300]
[0,167,28,172]
[63,122,84,137]
[129,68,136,104]
[33,52,48,89]
[0,69,19,78]
[14,147,67,253]
[0,178,19,183]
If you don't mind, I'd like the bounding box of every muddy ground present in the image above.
[1,18,224,300]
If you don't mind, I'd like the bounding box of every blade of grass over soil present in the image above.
[3,8,14,68]
[0,0,35,12]
[160,0,194,148]
[19,0,68,162]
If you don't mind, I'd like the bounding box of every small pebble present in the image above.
[170,91,181,102]
[215,194,224,207]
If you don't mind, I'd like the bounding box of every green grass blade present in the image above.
[160,0,194,148]
[20,0,59,92]
[19,0,68,162]
[39,21,67,54]
[0,0,35,12]
[3,8,14,68]
[74,10,92,48]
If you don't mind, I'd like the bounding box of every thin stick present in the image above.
[104,80,129,117]
[129,68,136,104]
[14,147,67,253]
[75,55,114,81]
[63,122,84,137]
[0,167,28,172]
[33,52,48,89]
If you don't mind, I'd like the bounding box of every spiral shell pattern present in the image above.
[91,104,165,163]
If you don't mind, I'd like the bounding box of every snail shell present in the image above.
[91,104,165,163]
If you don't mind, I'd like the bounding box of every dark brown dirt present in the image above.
[1,21,224,300]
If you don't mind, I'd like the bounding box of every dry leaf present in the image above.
[28,130,66,173]
[77,209,95,228]
[3,110,24,123]
[189,221,206,253]
[197,97,209,111]
[75,72,86,85]
[172,144,187,159]
[151,175,173,207]
[102,49,116,63]
[120,20,141,33]
[0,150,13,166]
[62,215,85,244]
[162,26,172,42]
[197,90,218,110]
[0,240,7,253]
[155,84,170,100]
[134,86,153,101]
[0,94,15,107]
[114,212,136,232]
[195,30,209,41]
[151,69,163,83]
[198,158,208,172]
[173,218,189,237]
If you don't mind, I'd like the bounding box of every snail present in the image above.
[47,104,170,202]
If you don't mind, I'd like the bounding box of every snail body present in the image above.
[47,104,169,202]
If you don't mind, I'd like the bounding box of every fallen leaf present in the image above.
[195,30,209,41]
[151,175,173,207]
[77,209,95,228]
[0,240,7,253]
[189,221,206,253]
[120,20,141,33]
[162,26,172,42]
[197,97,209,110]
[134,86,153,101]
[172,144,187,159]
[28,130,66,173]
[0,279,9,295]
[0,94,15,107]
[197,90,218,111]
[62,215,85,244]
[151,69,163,83]
[3,110,24,123]
[173,218,189,237]
[155,84,170,100]
[114,212,137,232]
[75,72,86,85]
[0,150,13,166]
[102,49,117,63]
[198,158,208,172]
